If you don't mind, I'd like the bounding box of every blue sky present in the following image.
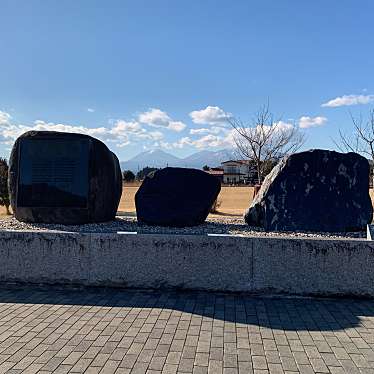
[1,0,374,161]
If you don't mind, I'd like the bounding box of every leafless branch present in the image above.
[227,104,305,182]
[335,109,374,161]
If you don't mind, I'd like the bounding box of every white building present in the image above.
[221,160,257,184]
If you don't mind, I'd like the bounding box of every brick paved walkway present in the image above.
[0,288,374,373]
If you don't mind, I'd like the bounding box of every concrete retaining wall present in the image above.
[0,230,374,297]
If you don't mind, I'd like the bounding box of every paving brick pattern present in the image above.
[0,288,374,373]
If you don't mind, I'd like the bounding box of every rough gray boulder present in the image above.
[135,167,221,227]
[9,131,122,224]
[245,149,373,232]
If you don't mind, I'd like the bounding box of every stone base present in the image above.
[0,230,374,297]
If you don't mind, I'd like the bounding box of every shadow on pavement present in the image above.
[0,286,372,332]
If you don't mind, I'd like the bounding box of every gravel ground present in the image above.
[0,215,366,239]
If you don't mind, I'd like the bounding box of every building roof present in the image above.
[221,159,252,165]
[206,170,224,176]
[210,167,223,171]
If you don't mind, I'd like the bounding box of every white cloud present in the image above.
[0,112,164,149]
[190,134,232,149]
[154,138,189,150]
[116,139,130,147]
[0,119,109,142]
[156,138,188,150]
[322,94,374,107]
[157,131,235,151]
[87,108,95,113]
[110,120,143,135]
[189,106,232,125]
[167,121,186,132]
[161,120,298,151]
[298,116,327,129]
[189,126,227,135]
[272,121,295,131]
[148,131,164,141]
[0,108,305,155]
[0,111,11,125]
[134,130,164,141]
[238,121,295,138]
[138,108,186,132]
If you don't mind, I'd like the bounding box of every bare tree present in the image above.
[227,104,305,183]
[334,109,374,160]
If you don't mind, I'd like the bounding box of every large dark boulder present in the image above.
[9,131,122,224]
[245,149,373,232]
[135,167,221,227]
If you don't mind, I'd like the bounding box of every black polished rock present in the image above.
[9,131,122,224]
[245,149,373,232]
[135,167,221,227]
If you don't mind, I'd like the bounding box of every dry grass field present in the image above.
[1,184,373,220]
[119,184,374,218]
[0,206,10,219]
[119,184,257,217]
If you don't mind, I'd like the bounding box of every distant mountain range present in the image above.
[120,149,237,172]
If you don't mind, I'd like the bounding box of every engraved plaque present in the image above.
[17,138,89,207]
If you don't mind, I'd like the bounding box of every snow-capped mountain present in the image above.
[119,150,180,172]
[120,149,237,172]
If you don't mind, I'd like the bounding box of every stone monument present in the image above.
[135,167,221,227]
[9,131,122,224]
[245,149,373,232]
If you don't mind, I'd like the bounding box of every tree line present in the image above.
[122,167,159,182]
